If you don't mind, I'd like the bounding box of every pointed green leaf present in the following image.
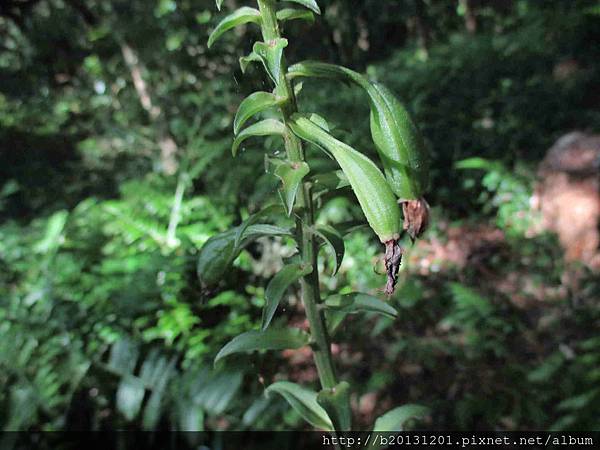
[232,119,286,157]
[325,293,398,319]
[207,7,261,48]
[239,51,261,73]
[234,203,287,248]
[215,329,310,364]
[317,382,352,432]
[197,209,291,286]
[372,404,430,431]
[284,0,321,14]
[275,161,310,215]
[262,263,313,330]
[287,60,357,83]
[253,38,288,83]
[276,8,315,22]
[215,0,223,11]
[265,381,332,430]
[197,229,238,286]
[266,157,310,215]
[234,92,284,135]
[242,224,293,242]
[313,225,344,275]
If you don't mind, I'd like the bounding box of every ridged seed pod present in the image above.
[289,114,403,294]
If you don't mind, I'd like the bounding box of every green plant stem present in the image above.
[257,0,338,390]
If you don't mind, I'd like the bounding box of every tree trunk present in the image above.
[120,44,179,175]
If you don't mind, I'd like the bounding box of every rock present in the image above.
[532,132,600,268]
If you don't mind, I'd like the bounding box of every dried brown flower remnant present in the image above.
[402,197,430,240]
[384,240,402,295]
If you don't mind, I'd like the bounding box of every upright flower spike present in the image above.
[205,0,432,433]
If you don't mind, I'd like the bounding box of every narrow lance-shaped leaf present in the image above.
[214,328,310,365]
[234,204,287,249]
[197,224,291,286]
[197,205,291,286]
[215,0,223,11]
[266,156,310,215]
[262,263,313,330]
[232,119,287,157]
[289,114,401,243]
[317,381,352,432]
[284,0,321,15]
[197,229,237,286]
[325,293,398,319]
[265,381,333,430]
[313,225,344,275]
[208,7,261,49]
[234,91,285,135]
[253,38,288,84]
[287,60,361,85]
[241,224,292,242]
[276,8,315,23]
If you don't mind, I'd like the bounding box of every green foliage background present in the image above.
[1,0,599,433]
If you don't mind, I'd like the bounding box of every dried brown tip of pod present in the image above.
[402,197,430,240]
[384,239,402,295]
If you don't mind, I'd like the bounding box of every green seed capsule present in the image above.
[289,115,400,244]
[367,82,429,200]
[287,62,429,200]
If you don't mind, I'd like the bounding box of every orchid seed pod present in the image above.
[289,114,403,293]
[287,62,429,199]
[289,115,400,243]
[367,82,429,200]
[287,61,431,238]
